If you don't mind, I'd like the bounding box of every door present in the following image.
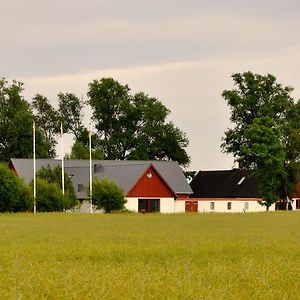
[185,201,198,213]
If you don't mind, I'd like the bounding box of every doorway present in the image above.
[185,201,198,213]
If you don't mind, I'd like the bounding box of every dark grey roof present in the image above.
[10,159,192,199]
[190,169,260,198]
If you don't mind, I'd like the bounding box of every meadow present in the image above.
[1,212,300,299]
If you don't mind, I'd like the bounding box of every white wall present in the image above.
[174,200,186,213]
[291,198,300,210]
[125,197,139,212]
[196,200,275,213]
[125,197,178,213]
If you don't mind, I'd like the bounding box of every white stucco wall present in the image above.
[196,200,275,213]
[174,200,186,213]
[125,197,139,212]
[125,197,179,213]
[290,198,300,210]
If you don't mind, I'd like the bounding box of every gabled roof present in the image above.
[127,164,177,198]
[190,169,260,198]
[10,159,192,197]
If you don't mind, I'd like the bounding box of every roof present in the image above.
[189,169,260,199]
[10,158,192,198]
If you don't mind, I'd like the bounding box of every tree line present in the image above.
[0,72,299,212]
[0,77,190,166]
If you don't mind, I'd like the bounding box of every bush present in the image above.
[91,178,126,213]
[35,178,68,212]
[37,165,78,209]
[0,163,33,212]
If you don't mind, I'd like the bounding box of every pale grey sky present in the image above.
[1,0,300,170]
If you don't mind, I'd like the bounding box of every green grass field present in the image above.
[1,212,300,299]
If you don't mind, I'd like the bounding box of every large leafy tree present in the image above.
[70,141,104,160]
[58,93,85,140]
[241,117,287,210]
[0,78,50,162]
[222,72,300,208]
[32,94,59,157]
[87,78,190,166]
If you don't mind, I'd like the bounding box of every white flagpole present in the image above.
[33,122,36,214]
[89,126,93,213]
[61,124,65,195]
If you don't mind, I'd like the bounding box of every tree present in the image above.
[0,78,50,162]
[241,117,287,210]
[87,78,190,166]
[70,141,104,160]
[32,94,59,157]
[0,163,33,212]
[37,165,78,209]
[91,178,126,213]
[221,72,300,208]
[58,93,85,140]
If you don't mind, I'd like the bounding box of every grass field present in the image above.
[1,212,300,299]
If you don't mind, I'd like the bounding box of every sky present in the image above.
[1,0,300,170]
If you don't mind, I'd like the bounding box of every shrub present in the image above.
[35,178,68,212]
[0,163,33,212]
[37,165,78,209]
[90,178,126,213]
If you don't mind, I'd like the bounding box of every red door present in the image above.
[185,201,198,213]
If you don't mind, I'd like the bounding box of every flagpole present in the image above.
[89,126,93,214]
[61,124,65,195]
[33,122,36,214]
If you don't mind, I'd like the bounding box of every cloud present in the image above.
[2,0,300,170]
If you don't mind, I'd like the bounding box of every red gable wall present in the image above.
[126,165,176,198]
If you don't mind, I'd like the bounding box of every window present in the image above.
[296,199,300,209]
[138,199,160,213]
[78,184,84,192]
[227,202,232,210]
[210,202,215,210]
[244,202,249,210]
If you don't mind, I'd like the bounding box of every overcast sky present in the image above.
[1,0,300,170]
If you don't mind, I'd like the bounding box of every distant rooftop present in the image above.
[190,169,260,199]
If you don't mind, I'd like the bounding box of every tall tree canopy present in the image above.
[87,78,190,166]
[32,94,59,157]
[0,78,50,162]
[222,72,300,208]
[58,93,85,140]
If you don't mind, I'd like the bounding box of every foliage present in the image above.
[0,163,33,212]
[91,177,126,213]
[58,93,85,140]
[1,213,300,299]
[0,78,50,162]
[34,178,67,212]
[87,78,190,166]
[222,72,300,207]
[241,117,287,209]
[70,141,104,160]
[32,94,59,157]
[184,170,197,182]
[37,165,78,209]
